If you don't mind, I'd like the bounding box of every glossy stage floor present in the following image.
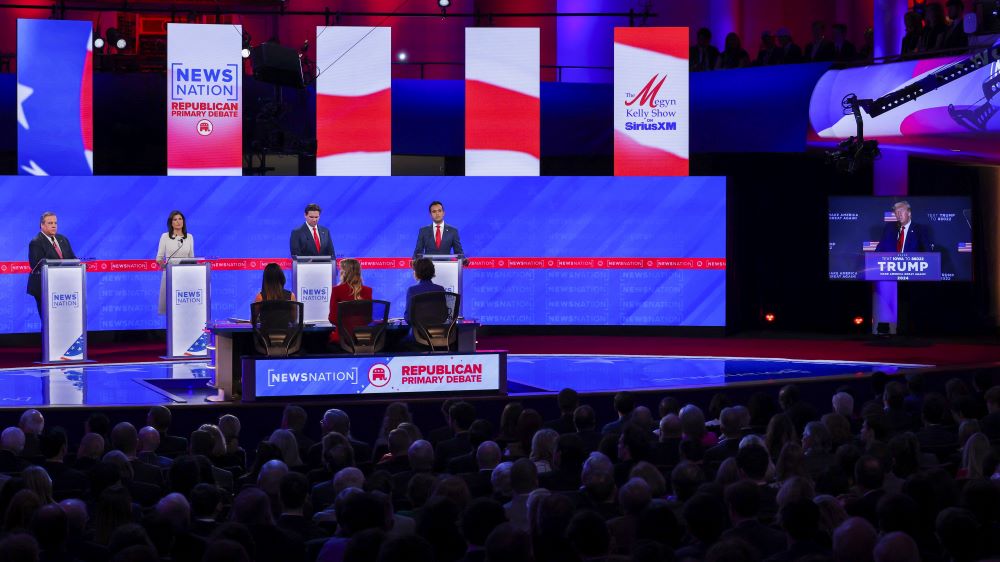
[0,335,994,407]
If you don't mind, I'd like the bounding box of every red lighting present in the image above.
[764,313,776,323]
[853,316,865,326]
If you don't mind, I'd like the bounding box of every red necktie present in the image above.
[435,225,442,249]
[312,226,321,253]
[896,226,905,252]
[51,237,63,259]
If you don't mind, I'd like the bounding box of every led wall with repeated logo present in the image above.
[167,23,242,176]
[316,27,391,176]
[0,176,725,333]
[809,46,1000,156]
[614,27,689,176]
[465,28,540,176]
[16,19,93,176]
[828,196,973,282]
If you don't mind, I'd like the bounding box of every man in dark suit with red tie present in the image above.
[875,200,931,253]
[28,212,76,320]
[289,203,335,258]
[413,201,464,258]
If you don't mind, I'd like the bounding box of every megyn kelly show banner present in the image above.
[614,27,689,176]
[167,23,242,176]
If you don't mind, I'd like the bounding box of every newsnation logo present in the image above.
[169,63,240,118]
[300,287,329,302]
[175,289,203,305]
[624,74,677,132]
[51,292,80,308]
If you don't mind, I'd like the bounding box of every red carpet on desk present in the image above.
[0,335,996,370]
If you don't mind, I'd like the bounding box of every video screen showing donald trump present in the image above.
[828,196,973,282]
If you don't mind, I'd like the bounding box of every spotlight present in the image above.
[242,31,252,60]
[396,50,408,62]
[438,0,450,6]
[93,36,105,49]
[764,313,776,323]
[853,316,865,326]
[106,28,126,51]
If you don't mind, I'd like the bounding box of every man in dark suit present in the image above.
[775,28,802,64]
[289,203,335,258]
[704,407,743,465]
[413,201,464,258]
[721,481,786,559]
[804,21,835,62]
[543,388,579,434]
[110,422,165,490]
[875,200,931,253]
[27,212,77,319]
[147,406,187,457]
[40,428,89,500]
[435,401,476,472]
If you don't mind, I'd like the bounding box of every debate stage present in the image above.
[0,334,995,408]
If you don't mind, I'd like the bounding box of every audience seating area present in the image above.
[0,366,998,562]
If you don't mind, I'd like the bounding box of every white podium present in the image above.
[165,259,211,358]
[41,259,88,363]
[421,254,464,316]
[292,256,335,324]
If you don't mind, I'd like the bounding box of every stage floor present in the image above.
[0,354,923,407]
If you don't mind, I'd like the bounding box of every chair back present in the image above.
[409,291,461,352]
[250,300,305,357]
[337,299,390,355]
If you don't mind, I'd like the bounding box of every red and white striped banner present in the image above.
[614,27,689,176]
[316,27,391,176]
[0,257,724,274]
[465,28,540,176]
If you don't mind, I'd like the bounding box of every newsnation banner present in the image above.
[614,27,689,176]
[316,27,391,176]
[17,19,93,176]
[167,23,242,176]
[243,352,506,400]
[465,28,540,176]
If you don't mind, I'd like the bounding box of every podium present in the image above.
[863,252,942,281]
[292,256,335,324]
[421,254,464,316]
[40,259,88,363]
[165,259,211,358]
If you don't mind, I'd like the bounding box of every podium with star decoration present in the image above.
[165,260,211,358]
[40,259,88,364]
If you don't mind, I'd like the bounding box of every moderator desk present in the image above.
[207,320,479,401]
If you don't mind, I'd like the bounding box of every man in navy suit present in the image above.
[413,201,464,258]
[875,201,931,253]
[289,203,335,258]
[27,212,77,320]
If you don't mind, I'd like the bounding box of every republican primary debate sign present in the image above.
[244,352,506,400]
[167,23,242,175]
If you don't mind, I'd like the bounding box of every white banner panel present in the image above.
[316,27,391,176]
[43,264,86,362]
[166,262,210,357]
[465,28,540,176]
[614,27,689,176]
[293,260,334,323]
[167,23,242,176]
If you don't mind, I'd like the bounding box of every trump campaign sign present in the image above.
[243,352,506,400]
[17,19,93,176]
[614,28,689,176]
[167,24,242,175]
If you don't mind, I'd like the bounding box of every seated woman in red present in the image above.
[328,258,373,345]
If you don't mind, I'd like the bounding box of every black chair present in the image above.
[409,291,461,352]
[250,300,304,357]
[337,299,391,355]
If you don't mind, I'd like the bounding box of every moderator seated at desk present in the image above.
[209,320,479,400]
